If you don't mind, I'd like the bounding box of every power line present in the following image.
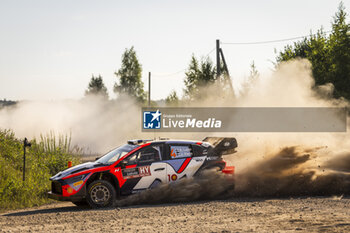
[152,69,185,77]
[151,31,329,77]
[205,47,216,57]
[221,31,332,45]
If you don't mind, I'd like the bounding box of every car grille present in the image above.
[51,181,62,195]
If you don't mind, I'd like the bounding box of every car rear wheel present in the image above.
[86,180,116,208]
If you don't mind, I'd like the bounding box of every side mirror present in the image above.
[95,157,100,161]
[120,160,128,169]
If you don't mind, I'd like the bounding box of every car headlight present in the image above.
[64,173,90,188]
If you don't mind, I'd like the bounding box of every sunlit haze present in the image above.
[0,0,348,100]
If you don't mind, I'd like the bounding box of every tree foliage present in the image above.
[183,53,234,100]
[114,47,146,102]
[276,2,350,100]
[85,74,109,99]
[249,61,259,81]
[183,55,217,100]
[240,61,260,96]
[165,90,179,106]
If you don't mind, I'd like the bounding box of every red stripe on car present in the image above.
[177,158,191,173]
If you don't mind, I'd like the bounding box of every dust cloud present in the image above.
[0,59,349,199]
[117,146,350,206]
[0,95,145,153]
[223,59,350,198]
[116,170,235,206]
[118,59,350,203]
[234,146,350,197]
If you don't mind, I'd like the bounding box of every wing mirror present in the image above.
[120,160,128,168]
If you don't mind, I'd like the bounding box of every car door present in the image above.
[164,144,206,183]
[120,144,166,194]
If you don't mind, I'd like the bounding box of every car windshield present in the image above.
[96,144,138,165]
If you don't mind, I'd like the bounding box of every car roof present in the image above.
[150,140,200,145]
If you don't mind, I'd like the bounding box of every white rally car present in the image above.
[48,137,237,208]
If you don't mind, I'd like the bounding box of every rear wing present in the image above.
[202,137,238,156]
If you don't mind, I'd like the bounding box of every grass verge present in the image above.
[0,129,81,211]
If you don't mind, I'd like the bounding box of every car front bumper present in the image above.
[47,191,74,201]
[48,189,86,202]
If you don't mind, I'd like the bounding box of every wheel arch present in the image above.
[194,161,226,177]
[86,171,120,196]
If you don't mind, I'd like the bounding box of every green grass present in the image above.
[0,129,81,210]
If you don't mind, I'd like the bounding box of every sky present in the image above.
[0,0,349,101]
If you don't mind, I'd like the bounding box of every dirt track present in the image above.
[1,197,349,232]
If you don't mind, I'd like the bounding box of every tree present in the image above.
[114,47,146,102]
[240,61,260,96]
[276,2,350,100]
[328,2,350,99]
[183,55,217,100]
[249,61,259,81]
[165,90,179,106]
[85,74,109,99]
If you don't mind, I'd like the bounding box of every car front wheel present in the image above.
[86,180,116,208]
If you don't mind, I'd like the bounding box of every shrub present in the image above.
[0,129,81,210]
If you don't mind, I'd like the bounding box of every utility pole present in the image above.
[216,39,221,77]
[220,48,234,93]
[23,138,31,182]
[23,140,26,182]
[216,39,234,95]
[219,48,229,76]
[148,72,151,107]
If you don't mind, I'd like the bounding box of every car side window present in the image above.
[125,145,162,165]
[169,145,192,159]
[138,145,162,164]
[125,152,138,165]
[192,144,207,157]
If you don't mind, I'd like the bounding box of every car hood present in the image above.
[50,161,106,180]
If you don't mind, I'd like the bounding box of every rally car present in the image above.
[48,137,237,208]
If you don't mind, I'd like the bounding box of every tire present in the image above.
[72,200,88,207]
[86,180,116,208]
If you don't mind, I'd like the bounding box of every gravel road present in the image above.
[1,197,349,233]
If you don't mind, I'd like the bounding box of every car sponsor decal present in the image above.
[122,166,151,179]
[206,156,219,161]
[170,146,192,158]
[73,180,83,187]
